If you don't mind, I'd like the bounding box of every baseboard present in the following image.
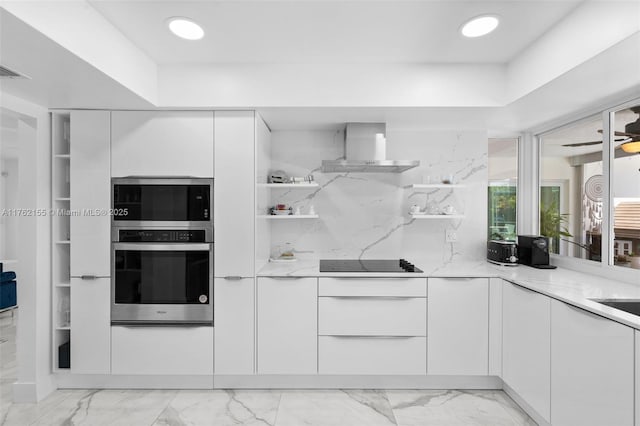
[503,381,551,426]
[54,374,502,390]
[10,375,57,403]
[55,374,214,389]
[12,382,37,403]
[213,375,503,389]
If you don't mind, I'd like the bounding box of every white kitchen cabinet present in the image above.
[319,277,427,297]
[70,277,110,374]
[111,111,214,177]
[427,277,488,375]
[214,111,256,278]
[112,326,214,375]
[318,336,426,375]
[319,296,426,336]
[551,300,634,426]
[502,282,551,423]
[257,277,317,374]
[214,277,254,375]
[488,278,502,376]
[70,110,111,277]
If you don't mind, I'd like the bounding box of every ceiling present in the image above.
[88,0,580,64]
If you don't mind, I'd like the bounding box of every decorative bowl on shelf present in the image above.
[272,209,292,215]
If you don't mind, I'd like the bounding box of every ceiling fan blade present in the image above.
[562,141,603,147]
[597,129,640,138]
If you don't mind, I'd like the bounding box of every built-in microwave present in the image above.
[112,178,213,228]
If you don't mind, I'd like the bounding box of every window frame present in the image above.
[529,97,640,284]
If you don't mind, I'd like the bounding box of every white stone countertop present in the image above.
[257,259,640,330]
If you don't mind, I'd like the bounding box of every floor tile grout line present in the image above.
[272,390,284,426]
[384,389,400,426]
[148,389,179,426]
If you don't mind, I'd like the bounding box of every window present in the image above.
[539,115,603,260]
[488,138,518,241]
[611,105,640,270]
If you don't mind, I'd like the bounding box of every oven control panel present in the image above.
[118,229,207,242]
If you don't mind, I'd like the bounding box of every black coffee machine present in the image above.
[517,235,557,269]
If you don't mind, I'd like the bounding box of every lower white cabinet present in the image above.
[214,277,254,375]
[112,326,214,375]
[257,277,317,374]
[319,336,426,375]
[427,277,489,375]
[319,296,426,336]
[551,300,634,426]
[70,277,111,374]
[502,282,551,423]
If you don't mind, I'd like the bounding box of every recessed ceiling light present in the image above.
[461,15,499,38]
[167,17,204,40]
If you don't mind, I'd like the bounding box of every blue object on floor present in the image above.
[1,271,16,283]
[0,280,17,309]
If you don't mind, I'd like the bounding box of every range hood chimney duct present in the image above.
[321,123,419,173]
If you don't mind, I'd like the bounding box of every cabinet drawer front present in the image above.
[112,326,213,375]
[319,297,426,336]
[319,278,427,297]
[319,336,426,375]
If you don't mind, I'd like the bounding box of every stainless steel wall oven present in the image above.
[111,178,214,325]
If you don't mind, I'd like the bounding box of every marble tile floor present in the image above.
[0,311,536,426]
[1,388,537,426]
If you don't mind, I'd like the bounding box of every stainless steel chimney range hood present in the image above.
[321,123,419,173]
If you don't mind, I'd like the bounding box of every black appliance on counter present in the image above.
[517,235,557,269]
[319,259,423,273]
[486,240,518,266]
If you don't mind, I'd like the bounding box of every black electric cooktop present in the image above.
[319,259,423,273]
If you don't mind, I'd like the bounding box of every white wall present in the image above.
[613,155,640,198]
[159,63,506,108]
[507,0,640,101]
[0,93,54,403]
[0,158,19,260]
[263,127,487,268]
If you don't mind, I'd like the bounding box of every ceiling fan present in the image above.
[562,106,640,153]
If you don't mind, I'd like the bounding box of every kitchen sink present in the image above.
[589,299,640,316]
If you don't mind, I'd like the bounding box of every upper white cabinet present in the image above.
[214,111,257,277]
[70,110,111,277]
[502,282,551,423]
[111,111,214,178]
[257,277,317,374]
[427,277,488,375]
[551,300,634,426]
[214,277,254,375]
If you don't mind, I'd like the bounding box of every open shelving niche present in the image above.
[257,182,321,219]
[406,183,466,219]
[51,112,71,372]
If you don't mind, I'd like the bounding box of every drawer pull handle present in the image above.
[223,276,243,280]
[80,275,97,280]
[323,335,416,339]
[326,296,418,300]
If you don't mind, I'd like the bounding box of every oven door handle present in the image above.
[113,243,212,251]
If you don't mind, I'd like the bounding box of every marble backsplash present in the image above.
[260,128,488,267]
